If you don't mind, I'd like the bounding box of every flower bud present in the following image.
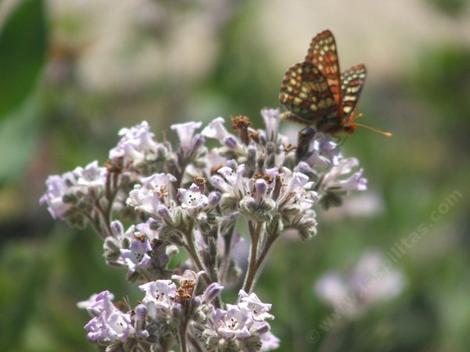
[208,191,221,206]
[110,220,124,237]
[202,282,224,303]
[156,204,172,224]
[224,136,239,149]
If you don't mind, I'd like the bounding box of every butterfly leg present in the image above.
[296,127,316,161]
[280,111,312,125]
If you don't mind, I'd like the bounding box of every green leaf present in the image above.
[0,0,48,119]
[0,96,39,184]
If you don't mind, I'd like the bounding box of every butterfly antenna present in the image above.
[355,112,365,120]
[354,122,393,137]
[351,112,392,137]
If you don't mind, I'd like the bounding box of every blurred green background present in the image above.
[0,0,469,351]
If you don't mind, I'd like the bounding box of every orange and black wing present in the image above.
[305,30,342,105]
[340,64,367,119]
[279,61,338,125]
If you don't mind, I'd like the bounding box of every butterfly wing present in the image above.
[340,64,367,119]
[279,61,338,125]
[305,30,342,105]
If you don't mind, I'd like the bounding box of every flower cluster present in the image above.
[41,109,368,351]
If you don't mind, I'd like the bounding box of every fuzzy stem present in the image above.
[254,232,279,274]
[183,229,211,286]
[219,223,235,283]
[242,221,262,293]
[178,321,189,352]
[82,212,107,239]
[188,333,204,352]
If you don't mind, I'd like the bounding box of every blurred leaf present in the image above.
[426,0,470,17]
[0,244,49,351]
[0,0,48,120]
[0,97,40,184]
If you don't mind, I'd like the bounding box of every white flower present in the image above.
[210,163,249,198]
[212,305,253,339]
[305,133,341,168]
[178,183,209,210]
[77,290,115,316]
[119,235,153,273]
[139,280,178,319]
[238,290,274,321]
[261,331,280,351]
[201,117,240,149]
[85,309,133,343]
[261,108,281,142]
[81,290,134,343]
[171,121,204,155]
[320,157,367,193]
[109,121,162,167]
[127,173,176,215]
[205,289,275,346]
[39,161,106,220]
[277,168,317,210]
[40,172,76,219]
[202,117,231,141]
[75,161,107,189]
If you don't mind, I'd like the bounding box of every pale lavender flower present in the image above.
[85,309,134,343]
[109,121,162,167]
[171,121,204,155]
[77,290,115,316]
[320,158,367,193]
[211,305,253,339]
[80,290,134,343]
[40,172,77,219]
[304,133,341,168]
[260,108,281,142]
[204,289,275,347]
[238,290,274,321]
[127,173,177,215]
[261,331,280,351]
[201,117,236,144]
[119,236,153,273]
[178,183,209,210]
[210,163,248,197]
[75,161,107,189]
[277,168,317,211]
[39,161,106,220]
[139,280,178,319]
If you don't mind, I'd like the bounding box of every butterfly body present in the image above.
[279,30,367,135]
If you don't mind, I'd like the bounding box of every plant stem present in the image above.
[178,321,189,352]
[219,223,235,283]
[183,229,212,285]
[82,212,106,239]
[242,221,262,293]
[188,333,204,352]
[254,232,279,273]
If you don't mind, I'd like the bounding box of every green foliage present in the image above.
[427,0,470,17]
[0,0,48,120]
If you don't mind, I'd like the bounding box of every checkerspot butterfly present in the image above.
[279,30,391,137]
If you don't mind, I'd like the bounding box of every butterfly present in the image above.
[279,30,390,136]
